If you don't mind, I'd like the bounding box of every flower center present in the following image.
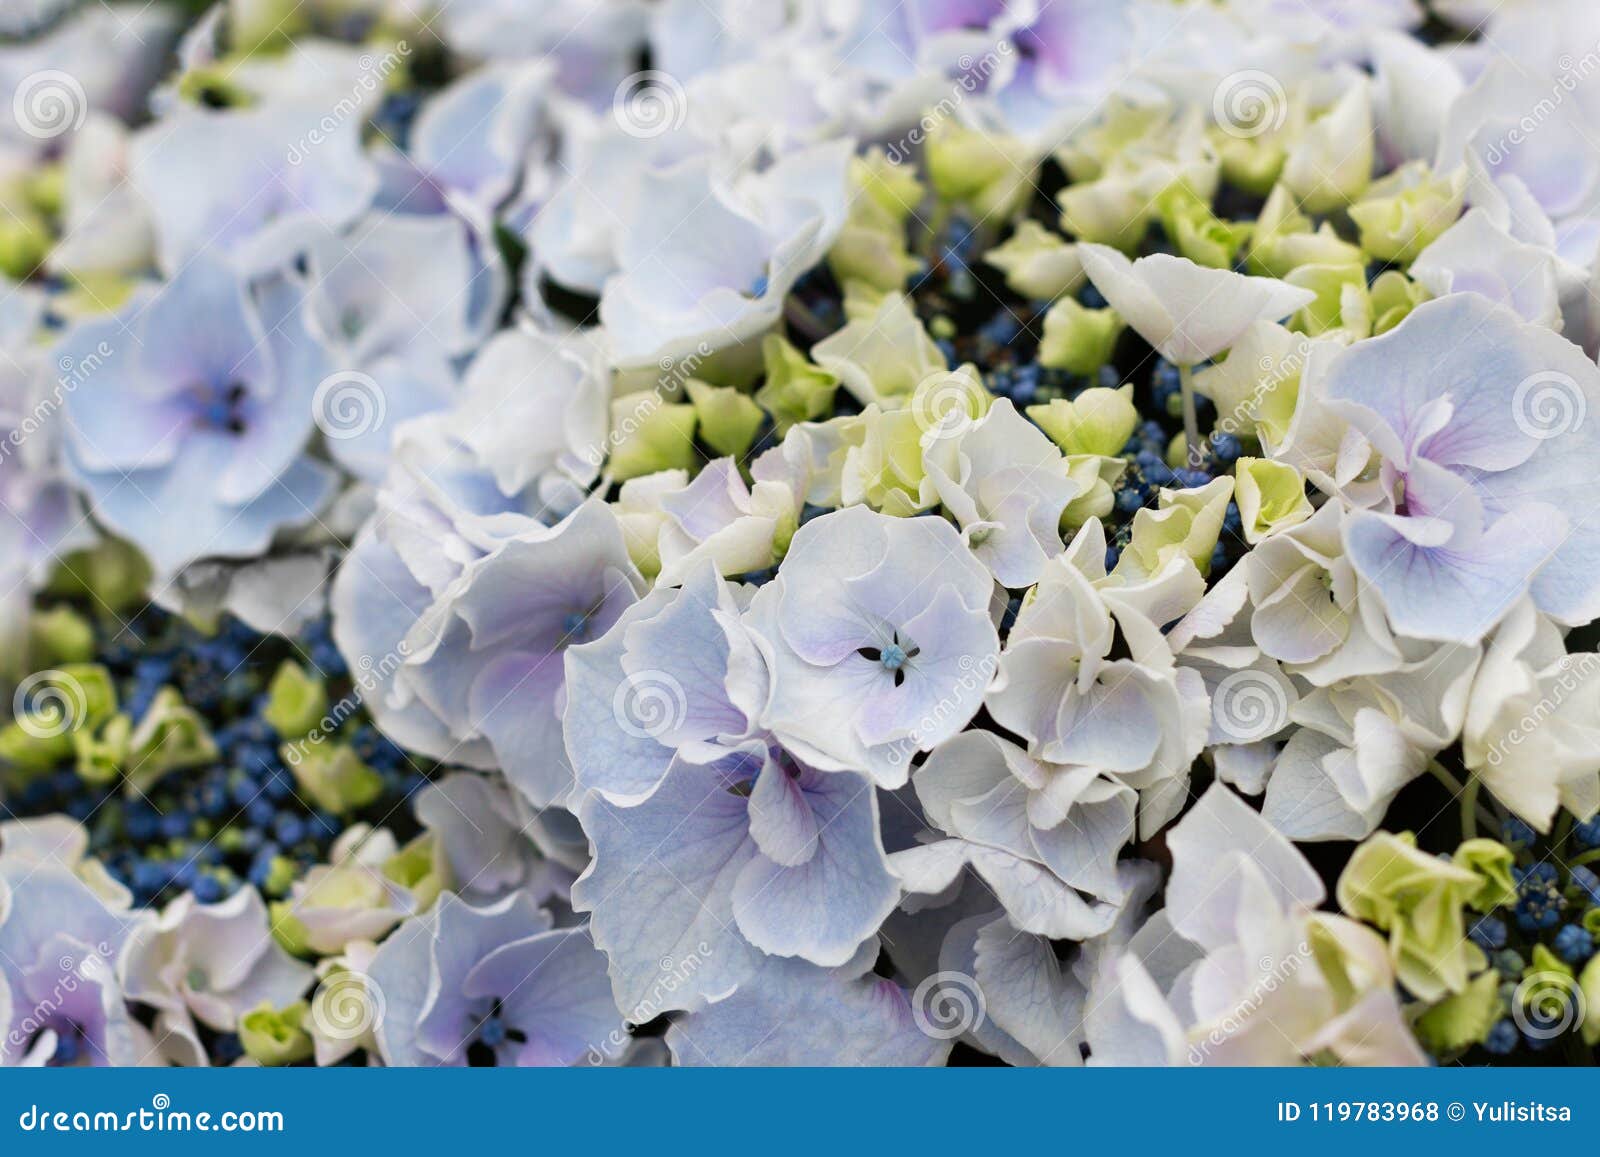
[195,380,250,435]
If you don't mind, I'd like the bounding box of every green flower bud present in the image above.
[73,713,131,786]
[0,212,49,279]
[263,661,328,740]
[1246,185,1363,279]
[268,902,312,958]
[1414,968,1502,1056]
[1579,953,1600,1045]
[1348,162,1466,266]
[1285,262,1367,337]
[686,379,764,459]
[1233,457,1313,544]
[607,396,698,481]
[28,606,95,665]
[239,1000,314,1066]
[1157,186,1251,270]
[285,743,382,816]
[383,832,451,910]
[926,121,1033,220]
[851,149,923,222]
[1028,385,1138,457]
[756,334,839,435]
[48,538,151,613]
[1451,838,1518,913]
[1060,455,1126,529]
[984,220,1085,301]
[1337,831,1486,1001]
[125,686,218,794]
[1364,270,1429,336]
[1035,299,1126,376]
[1117,476,1235,581]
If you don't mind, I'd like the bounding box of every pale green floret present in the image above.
[1233,457,1313,544]
[239,1001,314,1066]
[1028,385,1138,458]
[263,661,329,740]
[687,379,764,458]
[1337,831,1487,1002]
[1035,300,1126,376]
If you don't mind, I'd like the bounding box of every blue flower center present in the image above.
[478,1014,507,1049]
[562,611,591,640]
[748,273,769,299]
[195,380,250,435]
[880,643,907,672]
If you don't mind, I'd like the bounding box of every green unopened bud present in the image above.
[124,686,217,794]
[1348,162,1466,266]
[1060,455,1125,529]
[852,149,923,222]
[239,1000,314,1066]
[1365,270,1429,336]
[1285,262,1367,336]
[383,832,451,910]
[926,121,1032,219]
[686,379,764,458]
[263,661,328,740]
[48,538,151,613]
[829,216,920,295]
[28,607,95,665]
[1233,457,1313,544]
[1029,385,1138,458]
[1580,953,1600,1045]
[73,713,131,786]
[1247,184,1363,278]
[1158,186,1250,270]
[1451,838,1518,913]
[176,64,257,110]
[984,221,1084,301]
[0,212,49,280]
[607,396,698,481]
[286,743,382,815]
[23,165,64,219]
[1413,969,1502,1056]
[1035,299,1125,376]
[269,901,313,957]
[757,335,839,434]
